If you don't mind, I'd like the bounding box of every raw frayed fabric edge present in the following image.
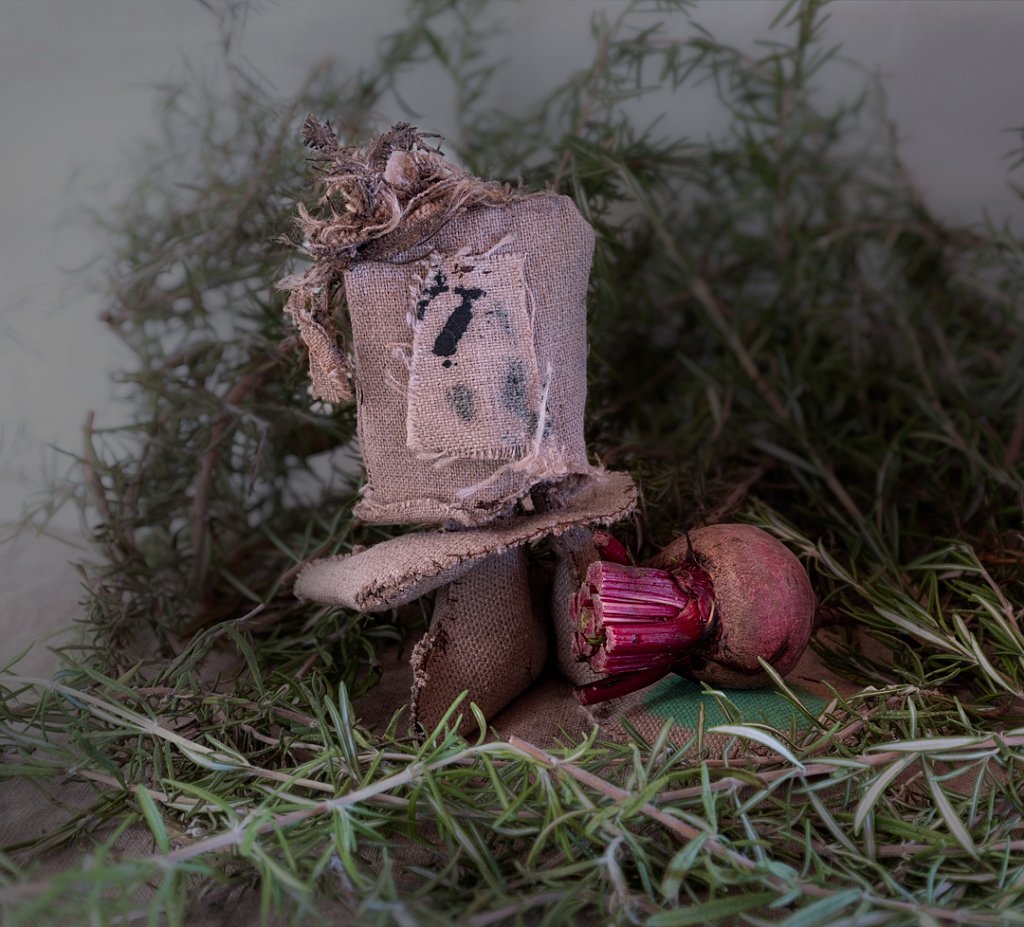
[279,120,516,403]
[352,466,590,530]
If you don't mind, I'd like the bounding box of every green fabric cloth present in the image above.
[643,675,828,730]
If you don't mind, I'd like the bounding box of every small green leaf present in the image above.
[648,891,776,925]
[709,724,805,771]
[779,889,862,927]
[134,785,170,855]
[926,767,978,858]
[660,832,709,901]
[854,755,916,833]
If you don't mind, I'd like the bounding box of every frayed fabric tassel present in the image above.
[280,119,513,404]
[284,288,353,403]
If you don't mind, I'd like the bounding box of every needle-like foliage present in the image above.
[3,1,1023,923]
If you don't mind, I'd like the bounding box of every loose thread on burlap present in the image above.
[454,231,516,263]
[384,343,413,398]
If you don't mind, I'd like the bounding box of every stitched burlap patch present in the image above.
[406,251,543,462]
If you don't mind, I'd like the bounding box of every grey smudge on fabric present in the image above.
[502,360,539,433]
[487,304,512,335]
[501,360,528,415]
[447,383,476,422]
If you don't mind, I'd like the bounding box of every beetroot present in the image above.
[572,523,816,704]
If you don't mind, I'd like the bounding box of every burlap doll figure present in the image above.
[284,121,635,732]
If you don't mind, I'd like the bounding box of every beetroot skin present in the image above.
[651,524,816,688]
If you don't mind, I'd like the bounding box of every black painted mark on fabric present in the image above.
[433,285,485,362]
[416,269,449,320]
[447,384,476,422]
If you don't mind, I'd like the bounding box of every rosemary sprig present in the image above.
[3,671,1023,924]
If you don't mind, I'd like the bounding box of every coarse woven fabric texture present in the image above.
[345,193,596,527]
[294,469,637,612]
[409,547,548,735]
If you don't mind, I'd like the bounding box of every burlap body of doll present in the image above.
[345,193,595,527]
[288,124,637,733]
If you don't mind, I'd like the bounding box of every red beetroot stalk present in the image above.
[574,666,675,706]
[572,555,714,703]
[571,525,817,705]
[592,529,632,565]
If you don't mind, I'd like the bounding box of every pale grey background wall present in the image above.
[2,0,1023,531]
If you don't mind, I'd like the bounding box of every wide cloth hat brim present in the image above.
[295,470,636,612]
